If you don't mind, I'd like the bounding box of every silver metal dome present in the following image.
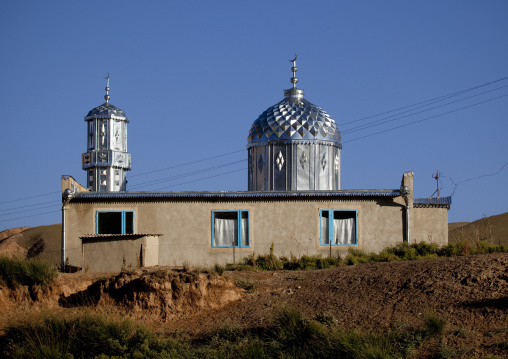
[247,56,342,192]
[85,103,127,120]
[247,97,341,145]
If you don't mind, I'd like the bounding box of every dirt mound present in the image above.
[0,227,31,259]
[0,227,30,242]
[58,268,243,321]
[1,254,507,356]
[173,254,508,336]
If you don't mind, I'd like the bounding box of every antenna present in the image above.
[429,170,441,199]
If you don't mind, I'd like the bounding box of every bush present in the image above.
[343,248,370,265]
[423,312,447,337]
[213,263,225,276]
[0,256,57,289]
[0,313,180,359]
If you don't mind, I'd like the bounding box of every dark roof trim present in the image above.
[69,189,401,202]
[413,197,452,209]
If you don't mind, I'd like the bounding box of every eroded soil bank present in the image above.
[1,253,507,357]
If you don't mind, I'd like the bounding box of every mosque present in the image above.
[61,58,451,272]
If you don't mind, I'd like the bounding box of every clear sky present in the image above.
[0,1,507,231]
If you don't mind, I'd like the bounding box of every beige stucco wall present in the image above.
[82,235,159,272]
[412,206,449,246]
[64,196,411,269]
[61,172,449,272]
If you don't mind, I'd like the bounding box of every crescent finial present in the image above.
[289,54,297,62]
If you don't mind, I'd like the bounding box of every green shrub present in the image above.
[0,313,182,359]
[423,312,447,337]
[274,306,326,353]
[413,242,439,257]
[0,256,57,289]
[235,279,256,293]
[343,248,370,265]
[213,263,225,276]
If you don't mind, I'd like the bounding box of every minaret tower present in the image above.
[82,75,131,191]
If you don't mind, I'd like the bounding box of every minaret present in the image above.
[82,75,131,191]
[247,55,342,191]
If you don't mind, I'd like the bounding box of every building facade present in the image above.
[61,62,451,272]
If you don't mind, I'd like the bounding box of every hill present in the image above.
[449,212,508,246]
[0,224,61,265]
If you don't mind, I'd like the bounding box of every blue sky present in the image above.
[0,1,507,230]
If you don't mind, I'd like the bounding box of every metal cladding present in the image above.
[413,197,452,209]
[82,76,131,192]
[69,189,401,202]
[247,56,342,191]
[85,103,127,120]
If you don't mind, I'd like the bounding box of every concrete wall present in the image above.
[64,196,411,269]
[82,235,159,272]
[413,207,449,246]
[61,171,449,272]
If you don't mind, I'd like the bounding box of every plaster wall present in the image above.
[412,207,449,246]
[64,196,411,269]
[82,235,159,272]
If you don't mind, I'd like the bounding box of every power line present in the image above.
[129,160,245,190]
[339,75,508,127]
[441,162,508,197]
[0,203,60,217]
[0,209,61,222]
[0,200,57,213]
[343,93,508,143]
[0,191,60,205]
[2,77,507,217]
[341,84,508,135]
[129,149,244,178]
[154,167,247,191]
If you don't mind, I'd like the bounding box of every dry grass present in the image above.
[449,212,508,246]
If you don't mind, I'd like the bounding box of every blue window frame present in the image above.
[320,209,358,246]
[96,211,134,234]
[212,210,250,248]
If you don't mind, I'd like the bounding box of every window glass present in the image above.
[321,210,330,245]
[212,210,250,248]
[320,210,357,246]
[125,212,134,234]
[97,212,122,234]
[214,212,239,246]
[241,211,249,246]
[96,211,134,235]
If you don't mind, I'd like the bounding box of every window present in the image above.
[212,210,250,247]
[96,211,134,234]
[320,209,357,246]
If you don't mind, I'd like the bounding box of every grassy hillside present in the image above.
[0,224,61,266]
[449,212,508,246]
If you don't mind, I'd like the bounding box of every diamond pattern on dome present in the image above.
[247,98,341,145]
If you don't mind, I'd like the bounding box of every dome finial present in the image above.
[104,73,110,104]
[289,54,298,89]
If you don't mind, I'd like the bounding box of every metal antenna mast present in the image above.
[429,170,441,199]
